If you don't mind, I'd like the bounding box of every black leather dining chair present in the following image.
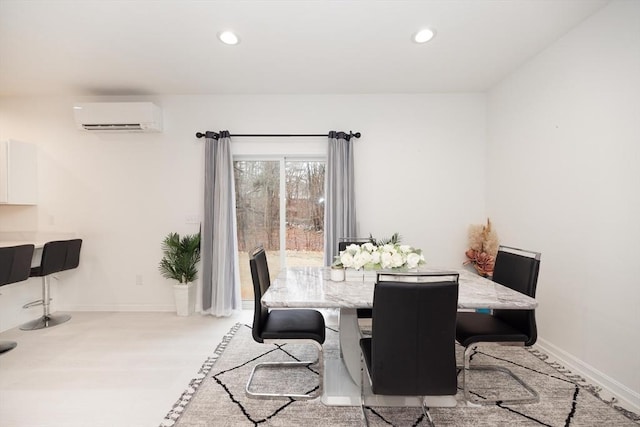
[338,237,373,319]
[20,239,82,331]
[456,245,541,405]
[246,246,325,400]
[0,244,35,354]
[360,272,459,426]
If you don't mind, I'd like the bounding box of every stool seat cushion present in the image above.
[261,309,325,344]
[30,266,43,277]
[456,311,528,347]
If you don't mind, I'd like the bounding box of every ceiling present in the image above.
[0,0,609,97]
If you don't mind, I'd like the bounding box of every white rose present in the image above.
[399,245,412,253]
[391,252,404,268]
[360,242,373,253]
[381,244,394,253]
[340,252,354,268]
[346,244,361,254]
[406,252,421,269]
[380,252,393,269]
[353,251,372,270]
[371,250,381,265]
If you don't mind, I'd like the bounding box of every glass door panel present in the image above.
[285,160,325,268]
[235,158,325,302]
[234,160,281,301]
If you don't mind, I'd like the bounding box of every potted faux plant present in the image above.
[159,231,201,316]
[330,260,345,281]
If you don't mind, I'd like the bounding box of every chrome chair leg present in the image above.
[245,340,323,400]
[462,344,539,405]
[20,276,71,331]
[422,398,435,427]
[360,352,370,427]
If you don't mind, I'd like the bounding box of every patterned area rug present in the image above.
[162,323,639,426]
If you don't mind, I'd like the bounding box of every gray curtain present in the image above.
[323,131,357,266]
[202,131,242,316]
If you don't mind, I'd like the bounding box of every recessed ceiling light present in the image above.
[413,28,435,44]
[218,31,239,45]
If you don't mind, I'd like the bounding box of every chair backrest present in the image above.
[337,237,369,253]
[64,239,82,270]
[493,245,541,346]
[370,272,459,396]
[39,239,83,276]
[0,244,35,286]
[249,246,270,343]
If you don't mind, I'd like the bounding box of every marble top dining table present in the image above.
[261,266,537,407]
[262,266,538,310]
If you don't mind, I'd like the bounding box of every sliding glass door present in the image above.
[234,158,325,301]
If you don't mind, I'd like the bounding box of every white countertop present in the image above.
[0,240,46,248]
[0,231,76,249]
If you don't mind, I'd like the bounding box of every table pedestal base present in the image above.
[322,358,361,406]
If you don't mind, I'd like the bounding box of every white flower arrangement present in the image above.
[337,242,425,270]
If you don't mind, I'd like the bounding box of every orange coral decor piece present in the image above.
[464,249,495,277]
[464,218,498,277]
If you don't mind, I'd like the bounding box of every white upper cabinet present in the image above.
[0,140,38,205]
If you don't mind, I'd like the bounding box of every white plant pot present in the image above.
[173,282,196,316]
[330,268,345,281]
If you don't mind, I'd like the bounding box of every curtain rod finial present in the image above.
[350,131,361,139]
[196,131,220,139]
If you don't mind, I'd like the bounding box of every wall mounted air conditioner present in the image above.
[73,102,163,132]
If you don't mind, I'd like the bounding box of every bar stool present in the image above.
[20,239,82,331]
[0,244,35,354]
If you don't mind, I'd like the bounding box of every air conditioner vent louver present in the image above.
[73,102,162,133]
[82,124,145,131]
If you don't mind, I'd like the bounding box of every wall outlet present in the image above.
[135,274,143,286]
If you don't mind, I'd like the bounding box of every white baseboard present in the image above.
[536,337,640,414]
[61,304,176,312]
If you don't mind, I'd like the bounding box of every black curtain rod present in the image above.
[195,131,361,140]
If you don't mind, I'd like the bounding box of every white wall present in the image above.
[486,0,640,410]
[0,93,486,329]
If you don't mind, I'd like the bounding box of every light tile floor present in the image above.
[0,310,253,427]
